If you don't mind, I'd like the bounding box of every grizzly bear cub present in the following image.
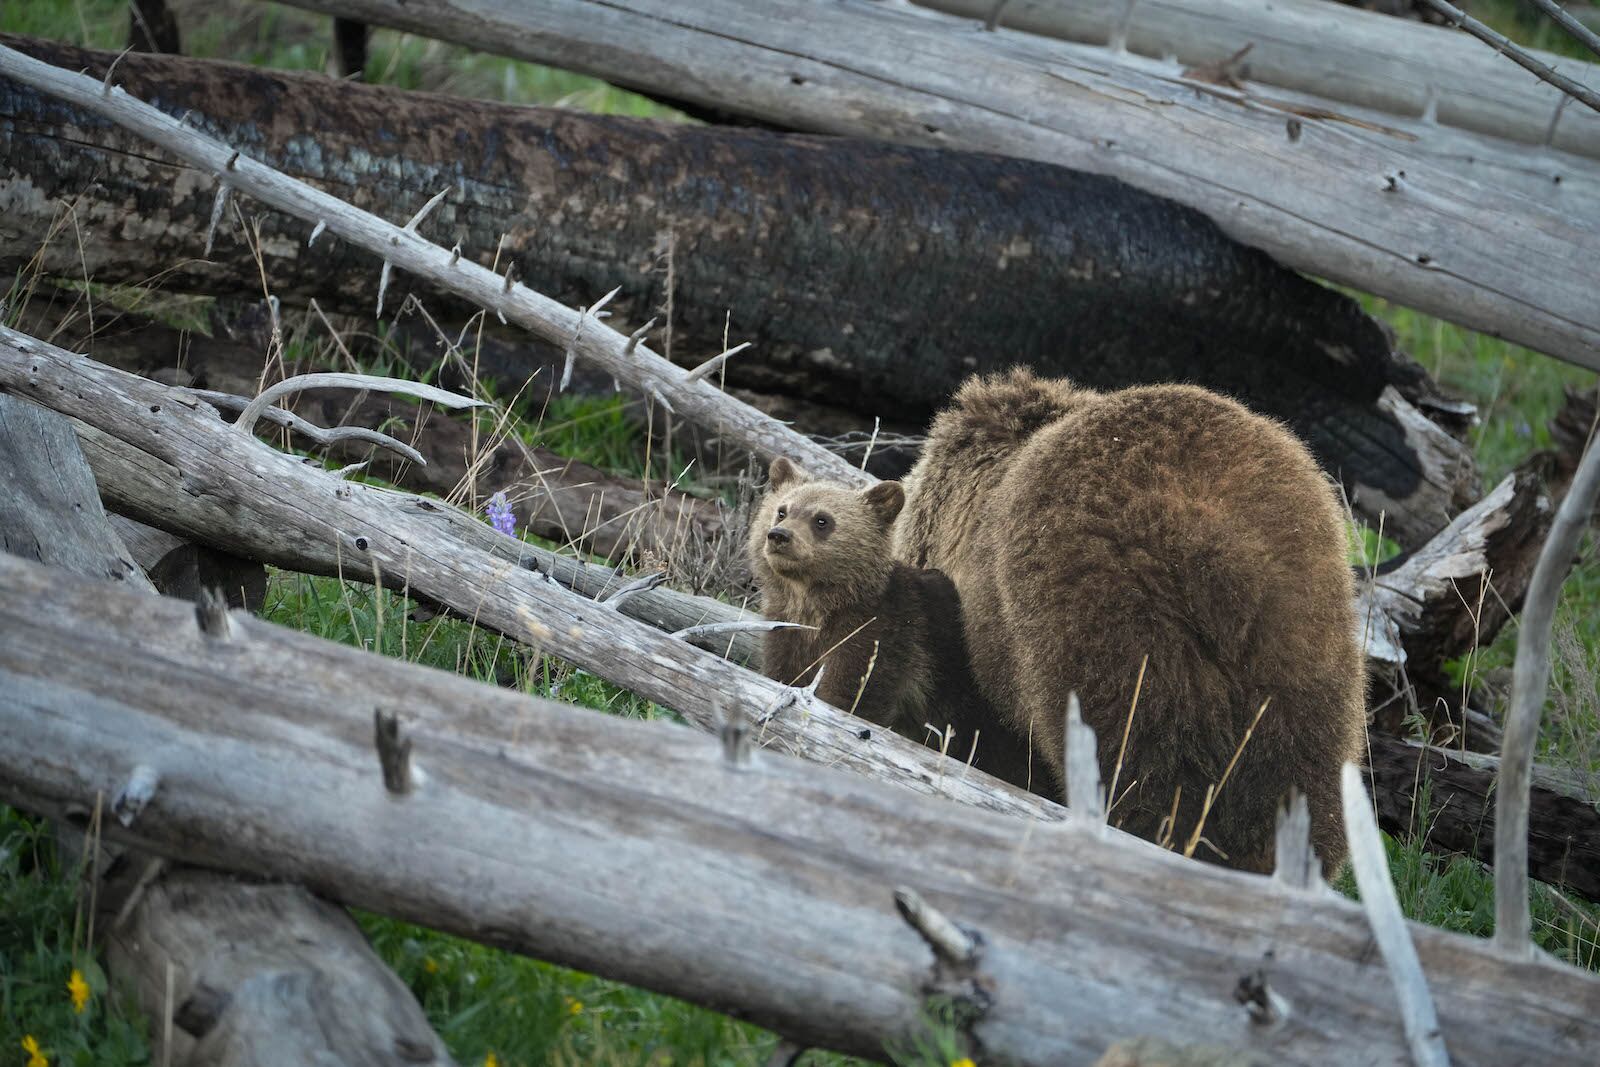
[749,457,1048,791]
[894,368,1367,874]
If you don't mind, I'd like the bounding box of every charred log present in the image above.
[0,36,1476,543]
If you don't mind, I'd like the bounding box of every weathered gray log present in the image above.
[105,873,452,1067]
[3,550,1597,1066]
[0,325,1055,821]
[920,0,1600,156]
[0,393,151,589]
[13,325,1595,898]
[0,37,1479,543]
[263,0,1600,376]
[0,393,453,1066]
[0,37,871,494]
[19,296,732,564]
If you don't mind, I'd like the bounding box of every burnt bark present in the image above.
[127,0,181,54]
[0,36,1476,543]
[1366,734,1600,903]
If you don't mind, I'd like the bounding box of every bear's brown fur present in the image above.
[894,369,1367,873]
[749,457,1049,790]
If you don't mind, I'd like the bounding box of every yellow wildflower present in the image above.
[950,1059,976,1067]
[564,996,583,1015]
[68,967,90,1013]
[22,1035,48,1067]
[483,1053,499,1067]
[423,957,439,974]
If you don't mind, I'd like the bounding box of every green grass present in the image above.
[0,809,149,1067]
[3,0,1600,1063]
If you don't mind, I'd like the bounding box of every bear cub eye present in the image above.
[814,514,831,530]
[776,505,788,519]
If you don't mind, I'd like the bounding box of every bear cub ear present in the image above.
[863,481,905,525]
[769,456,804,489]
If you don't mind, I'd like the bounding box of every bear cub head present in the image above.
[749,457,905,608]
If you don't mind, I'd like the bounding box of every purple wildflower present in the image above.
[486,491,517,537]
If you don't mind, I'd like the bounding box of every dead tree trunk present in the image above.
[0,326,1056,821]
[9,328,1593,898]
[0,36,1477,543]
[919,0,1600,156]
[262,0,1600,375]
[0,394,453,1067]
[2,548,1597,1066]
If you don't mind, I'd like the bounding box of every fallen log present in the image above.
[0,36,1477,543]
[264,0,1600,376]
[0,393,453,1067]
[0,325,1055,820]
[12,325,1595,899]
[2,549,1596,1065]
[920,0,1600,156]
[16,295,731,564]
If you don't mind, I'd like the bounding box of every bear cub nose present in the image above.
[766,526,792,546]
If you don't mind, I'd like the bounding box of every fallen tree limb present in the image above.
[0,325,1052,819]
[15,296,733,564]
[922,0,1600,152]
[0,37,1479,543]
[12,326,1595,898]
[264,0,1600,374]
[1418,0,1600,115]
[2,549,1596,1065]
[0,393,453,1067]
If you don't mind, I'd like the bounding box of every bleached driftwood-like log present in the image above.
[105,872,453,1067]
[920,0,1600,152]
[1341,763,1450,1067]
[262,0,1600,372]
[0,326,1052,823]
[1495,418,1600,953]
[3,551,1598,1066]
[14,329,1596,898]
[0,39,1479,543]
[0,40,869,491]
[0,394,452,1066]
[1417,0,1600,116]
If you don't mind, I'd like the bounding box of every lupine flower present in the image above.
[22,1035,47,1067]
[68,968,90,1014]
[485,491,517,537]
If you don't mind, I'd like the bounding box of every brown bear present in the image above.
[749,457,1050,791]
[893,369,1367,874]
